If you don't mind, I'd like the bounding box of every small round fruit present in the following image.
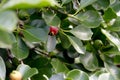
[9,70,22,80]
[49,26,59,36]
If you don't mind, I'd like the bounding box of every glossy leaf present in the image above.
[17,64,38,80]
[50,73,64,80]
[0,11,18,32]
[76,0,97,13]
[11,37,29,60]
[68,36,85,54]
[46,35,56,52]
[104,62,120,80]
[80,52,98,71]
[66,69,89,80]
[23,28,48,43]
[108,17,120,31]
[0,57,6,80]
[42,11,61,27]
[70,25,93,40]
[90,71,104,80]
[2,0,57,10]
[76,10,102,28]
[51,59,69,74]
[98,73,115,80]
[101,29,120,52]
[59,31,71,49]
[93,0,110,9]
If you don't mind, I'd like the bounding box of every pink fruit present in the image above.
[49,26,59,36]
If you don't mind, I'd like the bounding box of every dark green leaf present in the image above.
[59,31,71,49]
[76,10,102,28]
[70,25,93,40]
[42,11,61,27]
[0,30,16,48]
[0,56,6,80]
[61,0,72,5]
[76,0,97,13]
[51,59,69,74]
[103,8,117,22]
[11,37,29,60]
[23,28,48,43]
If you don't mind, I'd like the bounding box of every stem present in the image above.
[35,48,49,57]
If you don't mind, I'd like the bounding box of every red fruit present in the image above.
[49,26,59,36]
[9,70,22,80]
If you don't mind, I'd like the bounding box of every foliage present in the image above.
[0,0,120,80]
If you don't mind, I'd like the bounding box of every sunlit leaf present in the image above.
[68,36,85,54]
[17,64,38,80]
[66,69,89,80]
[101,29,120,52]
[0,57,6,80]
[2,0,57,10]
[80,52,98,71]
[0,11,18,32]
[70,25,93,40]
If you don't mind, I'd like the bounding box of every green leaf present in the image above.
[28,56,52,80]
[0,30,16,48]
[42,11,61,27]
[0,11,18,32]
[17,64,38,80]
[76,0,97,13]
[50,73,64,80]
[59,31,71,49]
[46,36,56,52]
[23,28,48,43]
[80,52,98,71]
[66,69,89,80]
[2,0,57,10]
[11,37,29,60]
[0,57,6,80]
[61,0,72,5]
[51,59,69,74]
[68,36,85,54]
[101,29,120,52]
[108,17,120,31]
[103,8,117,22]
[76,10,102,28]
[98,73,115,80]
[70,25,93,40]
[90,71,105,80]
[93,0,110,10]
[104,62,120,80]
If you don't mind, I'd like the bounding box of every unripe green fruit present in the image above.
[9,70,22,80]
